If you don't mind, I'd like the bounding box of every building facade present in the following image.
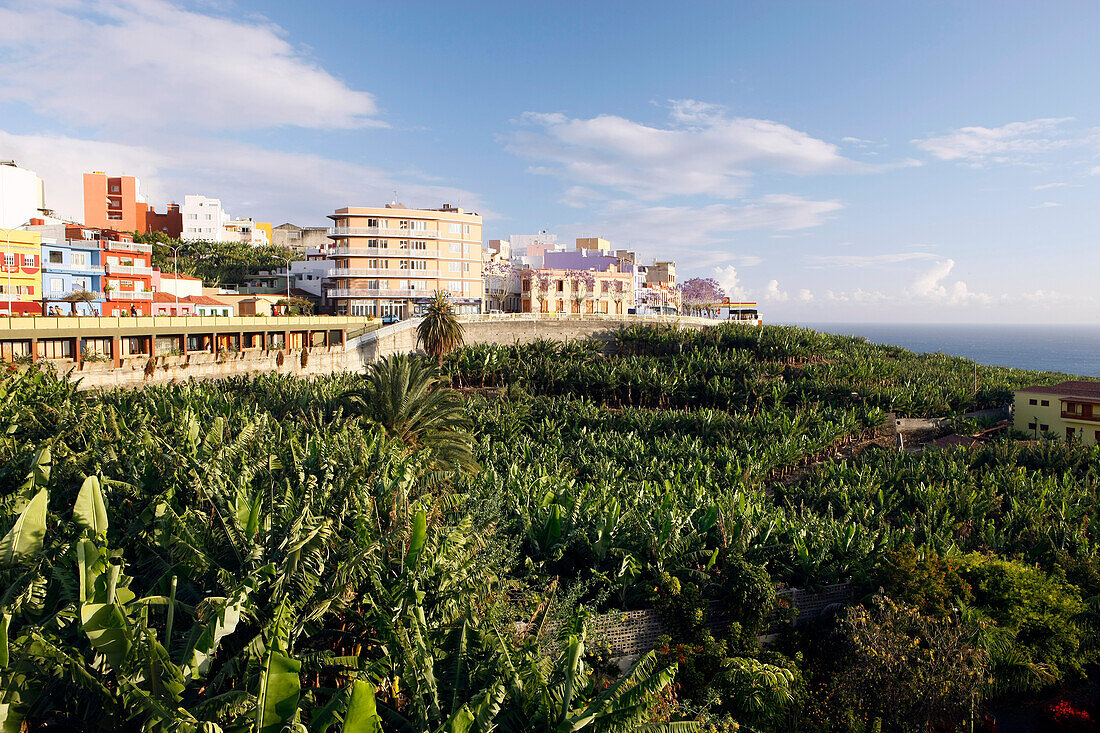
[1014,381,1100,445]
[326,203,484,318]
[82,172,182,237]
[181,195,230,242]
[40,227,105,315]
[99,230,155,315]
[521,247,635,315]
[0,229,42,315]
[0,162,46,229]
[272,224,331,253]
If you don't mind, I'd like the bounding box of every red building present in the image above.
[82,172,182,238]
[94,228,155,316]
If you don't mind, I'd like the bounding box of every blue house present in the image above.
[35,225,106,315]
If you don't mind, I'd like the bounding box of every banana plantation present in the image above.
[1,324,1097,731]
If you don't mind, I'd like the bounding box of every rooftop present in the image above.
[1016,381,1100,399]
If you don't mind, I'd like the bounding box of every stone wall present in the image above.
[60,346,359,390]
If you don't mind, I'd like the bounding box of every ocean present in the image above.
[792,323,1100,378]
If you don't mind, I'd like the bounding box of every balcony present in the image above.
[105,290,154,301]
[328,288,417,298]
[105,263,154,276]
[65,238,105,250]
[45,290,105,301]
[43,262,105,275]
[329,226,443,239]
[1061,410,1100,423]
[331,267,441,278]
[99,240,153,254]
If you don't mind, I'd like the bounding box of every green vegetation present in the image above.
[1,324,1098,731]
[138,231,303,286]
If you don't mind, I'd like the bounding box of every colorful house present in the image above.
[0,228,42,315]
[38,226,106,315]
[99,230,155,316]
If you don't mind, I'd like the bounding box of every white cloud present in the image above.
[508,101,899,200]
[912,118,1075,164]
[905,259,992,306]
[806,252,940,268]
[713,265,748,300]
[1033,182,1071,190]
[0,0,379,131]
[559,186,608,208]
[797,289,814,302]
[0,130,486,225]
[1031,201,1061,208]
[763,279,789,302]
[1091,166,1100,176]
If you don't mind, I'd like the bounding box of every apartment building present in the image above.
[326,203,484,318]
[272,223,330,253]
[1014,382,1100,445]
[521,245,635,315]
[0,162,47,229]
[0,229,42,315]
[180,195,229,241]
[97,228,155,315]
[33,224,105,315]
[82,172,182,237]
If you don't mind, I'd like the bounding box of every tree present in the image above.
[680,278,725,317]
[340,353,477,473]
[566,270,595,315]
[417,290,464,366]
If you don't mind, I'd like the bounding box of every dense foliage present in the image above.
[1,323,1098,731]
[137,231,304,286]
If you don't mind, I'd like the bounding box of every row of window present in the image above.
[352,240,472,254]
[352,260,470,272]
[358,219,473,236]
[0,285,34,294]
[1027,398,1050,406]
[3,253,36,267]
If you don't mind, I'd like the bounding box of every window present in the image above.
[448,262,462,272]
[410,260,427,270]
[3,253,14,266]
[398,220,409,230]
[367,218,379,227]
[72,252,87,266]
[367,280,380,289]
[399,260,410,270]
[1095,431,1100,443]
[1028,398,1037,405]
[463,263,470,272]
[464,224,471,235]
[449,243,462,254]
[1040,424,1049,432]
[204,214,212,220]
[49,278,63,293]
[448,223,461,234]
[449,281,463,292]
[48,251,63,264]
[398,240,410,249]
[410,220,426,231]
[1028,422,1037,430]
[557,281,564,292]
[1041,400,1049,406]
[410,240,427,250]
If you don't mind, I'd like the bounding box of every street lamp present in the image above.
[280,257,293,314]
[170,243,184,315]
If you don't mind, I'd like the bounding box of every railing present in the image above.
[44,291,106,301]
[329,227,444,239]
[0,314,378,335]
[105,291,154,300]
[328,288,418,298]
[99,240,153,254]
[43,263,105,274]
[64,239,105,250]
[1061,410,1100,423]
[331,267,442,278]
[105,263,155,276]
[326,246,449,258]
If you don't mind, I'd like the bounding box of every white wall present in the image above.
[0,163,45,229]
[181,194,229,242]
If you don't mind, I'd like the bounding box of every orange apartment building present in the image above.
[326,203,484,318]
[83,172,182,238]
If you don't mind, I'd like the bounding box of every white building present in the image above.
[224,218,269,246]
[181,195,230,242]
[0,161,46,229]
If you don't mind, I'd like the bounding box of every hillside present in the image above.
[0,324,1096,731]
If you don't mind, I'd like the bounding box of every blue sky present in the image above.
[1,0,1098,322]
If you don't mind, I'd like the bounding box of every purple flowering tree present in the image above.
[566,270,596,315]
[680,277,725,317]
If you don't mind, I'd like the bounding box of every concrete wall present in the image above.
[60,345,358,390]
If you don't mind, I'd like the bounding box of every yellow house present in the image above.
[1014,381,1100,445]
[0,228,43,315]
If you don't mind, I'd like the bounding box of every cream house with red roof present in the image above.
[1014,381,1100,444]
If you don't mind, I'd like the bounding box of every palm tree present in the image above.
[340,353,477,473]
[417,290,464,366]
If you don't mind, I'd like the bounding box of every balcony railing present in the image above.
[99,240,153,254]
[105,263,154,276]
[1061,410,1100,423]
[105,291,154,300]
[44,291,106,301]
[331,268,442,278]
[64,239,105,250]
[329,226,444,239]
[43,263,105,274]
[328,288,418,298]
